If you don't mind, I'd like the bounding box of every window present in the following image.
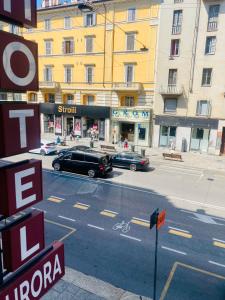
[196,100,211,116]
[44,19,51,31]
[208,5,220,31]
[170,39,180,56]
[63,39,74,54]
[125,96,135,107]
[172,10,182,34]
[201,68,212,86]
[85,36,93,53]
[67,94,74,104]
[87,95,95,105]
[85,13,96,27]
[86,66,94,84]
[45,40,52,55]
[45,94,55,103]
[205,36,216,55]
[44,66,53,82]
[168,69,177,86]
[64,66,73,83]
[29,93,37,102]
[164,99,177,113]
[126,33,135,51]
[64,16,71,29]
[72,153,84,161]
[128,8,136,22]
[85,155,98,163]
[13,94,22,101]
[125,64,134,83]
[0,93,7,100]
[9,24,20,35]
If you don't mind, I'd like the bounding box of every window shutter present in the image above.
[207,101,212,116]
[120,96,125,106]
[93,13,96,26]
[71,40,74,53]
[62,41,65,54]
[84,15,87,27]
[196,101,200,115]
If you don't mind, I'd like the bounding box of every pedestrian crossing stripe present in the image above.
[213,241,225,249]
[48,196,64,203]
[100,210,118,218]
[73,203,90,210]
[131,217,150,227]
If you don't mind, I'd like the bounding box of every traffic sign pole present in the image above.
[153,212,159,300]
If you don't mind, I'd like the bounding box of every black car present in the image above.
[58,145,91,156]
[112,152,149,171]
[52,150,113,178]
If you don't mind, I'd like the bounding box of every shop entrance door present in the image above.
[220,127,225,155]
[66,117,74,135]
[190,128,210,152]
[121,123,135,142]
[159,126,177,147]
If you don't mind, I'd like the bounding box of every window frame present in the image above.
[127,8,136,22]
[205,36,216,55]
[44,66,53,82]
[44,19,51,31]
[86,66,94,84]
[172,10,183,34]
[201,68,212,86]
[168,69,177,86]
[125,64,134,83]
[85,13,96,27]
[62,39,74,54]
[196,100,211,116]
[44,39,52,55]
[85,36,94,53]
[64,66,73,83]
[164,98,177,113]
[126,32,135,51]
[64,16,71,29]
[170,39,180,56]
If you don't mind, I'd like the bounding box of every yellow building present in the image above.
[23,0,159,146]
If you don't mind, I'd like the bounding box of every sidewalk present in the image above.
[43,267,151,300]
[43,133,225,173]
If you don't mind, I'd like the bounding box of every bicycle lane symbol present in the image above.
[112,220,131,233]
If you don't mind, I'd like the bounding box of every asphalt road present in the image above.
[1,155,225,299]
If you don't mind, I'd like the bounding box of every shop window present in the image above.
[138,124,146,141]
[44,114,54,133]
[159,126,177,147]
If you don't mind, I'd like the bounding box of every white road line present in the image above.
[120,234,142,242]
[132,217,149,223]
[208,261,225,268]
[213,238,225,244]
[76,202,89,207]
[58,215,76,222]
[104,209,118,214]
[31,207,47,214]
[168,226,190,233]
[161,246,187,255]
[87,224,104,231]
[50,196,65,201]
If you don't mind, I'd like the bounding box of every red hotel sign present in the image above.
[2,211,45,271]
[0,242,65,300]
[0,30,38,92]
[0,103,40,158]
[0,0,37,28]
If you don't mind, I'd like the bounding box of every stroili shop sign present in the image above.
[112,108,150,121]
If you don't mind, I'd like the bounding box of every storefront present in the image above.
[40,103,110,141]
[153,115,220,154]
[111,108,152,147]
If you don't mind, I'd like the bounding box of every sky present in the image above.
[36,0,72,8]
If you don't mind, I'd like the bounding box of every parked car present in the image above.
[52,150,113,178]
[29,140,57,156]
[58,145,91,156]
[112,152,149,171]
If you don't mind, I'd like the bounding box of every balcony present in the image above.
[112,82,142,92]
[172,25,182,35]
[39,81,59,89]
[159,85,184,96]
[207,21,218,31]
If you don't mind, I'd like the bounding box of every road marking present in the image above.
[213,238,225,243]
[73,202,90,210]
[208,261,225,268]
[58,215,76,222]
[100,210,118,218]
[168,229,192,239]
[168,226,190,233]
[160,262,225,300]
[31,207,47,214]
[45,219,76,242]
[131,217,150,227]
[161,246,187,255]
[87,224,104,231]
[48,196,65,203]
[213,241,225,249]
[120,234,141,242]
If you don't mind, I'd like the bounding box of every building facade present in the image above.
[22,0,159,146]
[153,0,225,155]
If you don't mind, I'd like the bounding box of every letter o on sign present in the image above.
[31,270,43,297]
[3,42,36,86]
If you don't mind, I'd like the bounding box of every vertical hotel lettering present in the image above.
[0,1,65,299]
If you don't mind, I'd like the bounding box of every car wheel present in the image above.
[130,164,137,171]
[88,169,96,178]
[53,163,61,171]
[40,150,46,156]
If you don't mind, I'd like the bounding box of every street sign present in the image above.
[2,211,45,271]
[150,209,159,230]
[0,30,38,92]
[0,0,37,28]
[157,210,166,230]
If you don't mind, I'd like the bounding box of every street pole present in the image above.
[153,215,159,300]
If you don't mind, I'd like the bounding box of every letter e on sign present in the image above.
[157,210,166,230]
[0,30,38,91]
[2,211,45,271]
[0,160,43,217]
[0,103,40,158]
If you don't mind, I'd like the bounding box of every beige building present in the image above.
[153,0,225,155]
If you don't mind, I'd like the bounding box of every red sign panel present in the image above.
[0,0,36,28]
[0,103,40,158]
[2,211,45,272]
[0,30,38,92]
[0,241,65,300]
[0,159,43,217]
[157,210,166,230]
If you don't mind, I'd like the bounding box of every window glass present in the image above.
[164,99,177,112]
[139,127,146,140]
[85,155,99,163]
[126,33,135,51]
[128,8,136,22]
[201,68,212,86]
[170,39,180,56]
[86,36,93,53]
[72,153,84,161]
[63,153,72,160]
[205,36,216,54]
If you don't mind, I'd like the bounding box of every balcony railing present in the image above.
[39,81,59,89]
[112,82,142,91]
[172,25,182,35]
[159,85,184,96]
[207,21,218,31]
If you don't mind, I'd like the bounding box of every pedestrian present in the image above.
[124,138,128,149]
